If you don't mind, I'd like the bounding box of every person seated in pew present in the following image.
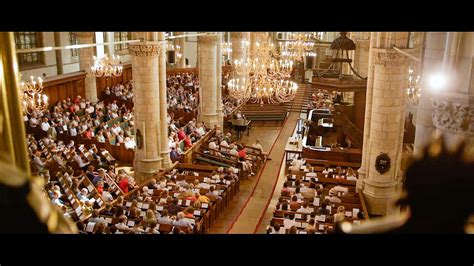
[96,180,105,194]
[77,188,90,202]
[81,200,94,216]
[124,137,136,150]
[114,196,125,208]
[128,207,141,223]
[346,167,358,181]
[197,192,210,204]
[170,147,181,162]
[141,210,158,228]
[297,201,312,214]
[170,226,186,234]
[185,190,197,203]
[52,151,67,169]
[289,196,301,211]
[101,185,114,204]
[93,222,107,234]
[229,144,239,157]
[51,190,65,207]
[327,172,335,179]
[173,212,193,231]
[302,186,317,199]
[148,178,158,189]
[118,174,129,194]
[176,178,191,189]
[281,181,293,195]
[281,201,289,212]
[167,199,181,216]
[289,156,305,172]
[100,203,114,216]
[334,206,346,224]
[92,169,106,185]
[288,226,298,234]
[252,139,271,160]
[335,166,344,176]
[183,206,195,219]
[206,186,220,199]
[283,213,297,229]
[141,186,151,197]
[146,221,160,234]
[88,209,105,224]
[305,219,317,234]
[294,187,304,200]
[318,200,330,215]
[115,215,130,231]
[239,157,255,176]
[267,223,282,234]
[322,165,330,174]
[72,151,90,169]
[157,209,174,225]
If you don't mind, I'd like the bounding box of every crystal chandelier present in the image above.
[228,40,298,104]
[406,68,421,105]
[91,54,123,78]
[279,32,316,61]
[19,75,48,115]
[222,42,232,57]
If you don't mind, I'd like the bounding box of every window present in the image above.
[114,32,130,53]
[407,32,415,49]
[14,32,44,66]
[69,32,78,57]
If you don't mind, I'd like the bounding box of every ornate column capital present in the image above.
[431,95,474,135]
[128,42,160,57]
[198,35,219,46]
[372,48,411,67]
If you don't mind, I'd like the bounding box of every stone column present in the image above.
[362,32,411,216]
[413,32,446,154]
[158,32,172,169]
[429,32,474,153]
[174,32,186,68]
[231,32,250,75]
[198,35,219,128]
[352,32,371,78]
[54,32,63,75]
[76,32,98,102]
[129,40,162,183]
[357,33,376,192]
[216,33,224,129]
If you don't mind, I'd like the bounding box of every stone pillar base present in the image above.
[134,156,162,184]
[199,113,219,128]
[160,153,173,170]
[363,179,398,216]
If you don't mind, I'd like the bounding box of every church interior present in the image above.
[1,31,473,234]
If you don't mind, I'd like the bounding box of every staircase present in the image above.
[288,84,311,116]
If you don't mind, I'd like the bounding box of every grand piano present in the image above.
[229,118,251,139]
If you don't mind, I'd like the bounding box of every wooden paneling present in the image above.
[302,147,362,163]
[43,65,232,107]
[95,63,133,99]
[42,71,86,106]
